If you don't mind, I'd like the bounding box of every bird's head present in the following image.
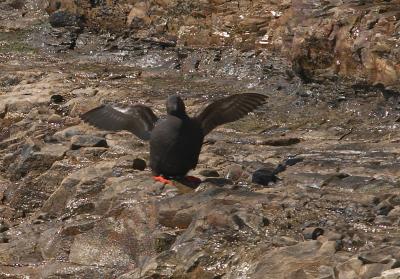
[166,95,186,117]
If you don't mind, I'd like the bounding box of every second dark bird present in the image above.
[81,93,267,183]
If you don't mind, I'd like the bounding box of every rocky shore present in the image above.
[1,0,400,278]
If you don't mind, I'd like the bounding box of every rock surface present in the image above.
[1,0,400,278]
[45,0,400,88]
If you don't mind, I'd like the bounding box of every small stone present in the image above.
[284,156,304,166]
[0,103,7,118]
[259,137,301,146]
[71,87,98,97]
[303,227,324,240]
[47,114,63,124]
[251,167,277,186]
[70,135,108,150]
[225,164,243,181]
[132,158,146,171]
[352,234,363,245]
[0,234,8,243]
[198,169,219,177]
[50,94,64,103]
[0,221,9,233]
[376,200,394,216]
[272,236,298,246]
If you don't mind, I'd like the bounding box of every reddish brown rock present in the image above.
[45,0,400,87]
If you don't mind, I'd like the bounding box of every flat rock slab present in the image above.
[70,135,108,150]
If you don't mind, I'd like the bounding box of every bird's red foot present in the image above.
[185,176,202,184]
[153,176,173,185]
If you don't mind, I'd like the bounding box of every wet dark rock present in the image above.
[50,94,64,103]
[376,200,394,216]
[70,135,108,150]
[0,221,9,233]
[198,169,219,177]
[284,156,304,167]
[0,103,7,119]
[302,227,324,240]
[132,158,146,171]
[259,137,301,146]
[49,11,83,28]
[252,167,278,186]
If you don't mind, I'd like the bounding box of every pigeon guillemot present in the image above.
[81,93,267,184]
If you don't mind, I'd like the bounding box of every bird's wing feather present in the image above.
[80,104,158,140]
[195,93,267,136]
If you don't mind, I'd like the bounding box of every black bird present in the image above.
[80,93,267,184]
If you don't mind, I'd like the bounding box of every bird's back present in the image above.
[150,115,204,177]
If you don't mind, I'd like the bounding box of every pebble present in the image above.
[225,164,243,181]
[0,221,9,233]
[251,167,277,186]
[376,200,394,216]
[302,227,324,240]
[132,158,146,171]
[70,135,108,150]
[47,114,63,123]
[50,94,65,103]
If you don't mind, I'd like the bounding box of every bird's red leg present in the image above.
[153,176,174,185]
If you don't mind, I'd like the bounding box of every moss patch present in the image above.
[0,31,37,54]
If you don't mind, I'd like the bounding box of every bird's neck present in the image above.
[169,111,188,119]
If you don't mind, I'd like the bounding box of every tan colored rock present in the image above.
[47,114,63,124]
[127,2,151,27]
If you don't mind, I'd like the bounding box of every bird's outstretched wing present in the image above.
[195,93,267,136]
[80,104,158,141]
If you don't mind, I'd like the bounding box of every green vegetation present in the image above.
[0,31,37,54]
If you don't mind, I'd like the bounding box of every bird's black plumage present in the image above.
[80,93,267,177]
